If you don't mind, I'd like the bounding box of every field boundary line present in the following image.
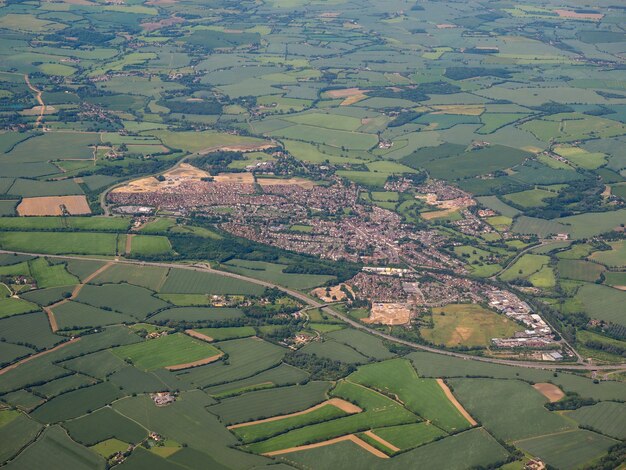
[262,434,389,459]
[436,379,477,426]
[228,398,362,430]
[511,428,579,444]
[0,338,80,376]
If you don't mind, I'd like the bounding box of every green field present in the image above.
[111,333,221,370]
[515,430,618,469]
[160,269,264,295]
[223,259,334,290]
[567,402,626,439]
[575,283,626,327]
[244,380,418,454]
[193,326,256,341]
[590,240,626,268]
[0,232,118,256]
[349,359,471,432]
[558,259,605,282]
[209,381,331,426]
[448,378,574,441]
[129,235,172,257]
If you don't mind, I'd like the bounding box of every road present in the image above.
[24,74,46,128]
[3,249,625,372]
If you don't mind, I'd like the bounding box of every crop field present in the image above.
[160,269,264,295]
[208,381,331,425]
[299,340,369,364]
[223,259,334,289]
[285,428,509,470]
[192,326,256,341]
[502,189,555,208]
[448,378,574,441]
[590,240,626,267]
[557,259,605,282]
[129,235,172,257]
[423,304,523,347]
[31,382,124,424]
[52,301,134,329]
[88,264,168,291]
[111,333,221,371]
[64,407,148,446]
[29,258,79,288]
[205,364,309,398]
[4,425,105,470]
[515,430,618,469]
[243,380,418,454]
[499,254,555,288]
[75,283,169,318]
[349,359,471,433]
[575,283,626,326]
[370,422,445,451]
[326,329,394,361]
[149,306,244,323]
[567,402,626,439]
[0,232,118,256]
[176,337,286,388]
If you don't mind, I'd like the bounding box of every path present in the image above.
[1,249,625,372]
[164,352,223,371]
[24,74,46,128]
[43,262,112,332]
[125,234,133,256]
[227,398,362,430]
[436,379,477,426]
[362,431,400,453]
[262,434,389,459]
[0,338,80,376]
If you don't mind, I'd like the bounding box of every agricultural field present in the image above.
[422,304,523,348]
[1,0,626,467]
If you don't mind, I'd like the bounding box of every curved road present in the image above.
[3,249,626,372]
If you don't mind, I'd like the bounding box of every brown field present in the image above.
[228,398,362,430]
[256,177,315,189]
[165,352,223,371]
[432,104,484,116]
[311,284,354,303]
[213,172,255,184]
[555,9,603,20]
[185,329,214,342]
[326,88,369,99]
[436,379,477,426]
[363,430,400,452]
[420,208,458,220]
[142,16,184,32]
[21,105,57,116]
[263,434,389,459]
[364,302,411,326]
[17,195,91,216]
[341,94,367,106]
[533,383,565,402]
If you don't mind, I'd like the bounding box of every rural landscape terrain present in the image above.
[0,0,625,468]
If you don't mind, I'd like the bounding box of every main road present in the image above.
[3,249,625,372]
